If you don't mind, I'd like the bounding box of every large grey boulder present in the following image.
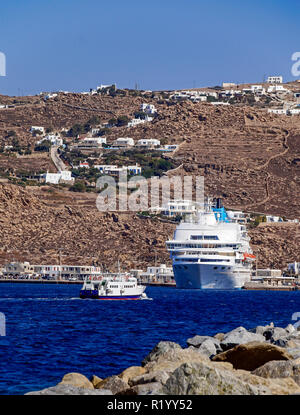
[286,348,300,360]
[186,335,222,353]
[285,324,296,335]
[249,325,270,336]
[95,375,129,394]
[26,384,113,395]
[129,370,169,387]
[142,341,182,366]
[118,382,164,396]
[252,360,300,386]
[263,327,288,342]
[221,327,265,351]
[162,361,270,395]
[197,339,218,358]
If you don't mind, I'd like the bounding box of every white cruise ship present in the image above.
[166,199,255,289]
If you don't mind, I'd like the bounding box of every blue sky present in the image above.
[0,0,299,95]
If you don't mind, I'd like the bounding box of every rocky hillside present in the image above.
[1,91,300,217]
[0,184,299,270]
[0,88,299,269]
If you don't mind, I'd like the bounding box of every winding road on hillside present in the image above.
[50,146,68,171]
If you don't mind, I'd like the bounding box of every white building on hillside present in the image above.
[94,163,141,175]
[127,118,146,127]
[112,137,135,148]
[265,215,283,223]
[267,108,287,115]
[226,210,249,224]
[41,171,74,184]
[289,108,300,115]
[151,200,197,217]
[136,138,160,148]
[140,103,157,115]
[158,144,179,152]
[37,134,63,146]
[267,76,283,84]
[30,126,45,135]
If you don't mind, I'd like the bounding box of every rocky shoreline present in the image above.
[27,323,300,395]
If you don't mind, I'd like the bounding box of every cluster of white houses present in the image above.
[1,261,175,284]
[2,262,103,279]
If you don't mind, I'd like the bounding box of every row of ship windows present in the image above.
[174,265,232,270]
[167,244,238,249]
[173,251,235,256]
[109,285,134,288]
[175,258,231,263]
[190,235,219,240]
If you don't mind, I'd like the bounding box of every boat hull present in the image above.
[173,263,251,289]
[79,289,142,300]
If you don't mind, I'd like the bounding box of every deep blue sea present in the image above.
[0,283,300,395]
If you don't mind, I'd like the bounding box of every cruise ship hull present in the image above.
[173,263,250,289]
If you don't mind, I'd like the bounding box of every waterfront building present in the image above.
[2,262,103,280]
[139,264,174,284]
[3,261,35,276]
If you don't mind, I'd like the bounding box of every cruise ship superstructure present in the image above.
[166,199,255,289]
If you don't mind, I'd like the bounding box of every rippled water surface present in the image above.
[0,283,300,394]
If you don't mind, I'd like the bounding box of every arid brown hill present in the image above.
[0,184,299,270]
[1,92,299,218]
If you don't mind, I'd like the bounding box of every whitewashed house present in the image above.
[267,108,287,115]
[265,215,283,223]
[151,200,197,217]
[251,85,266,95]
[37,134,63,146]
[140,103,157,115]
[30,126,45,135]
[222,82,236,88]
[226,210,249,224]
[112,137,135,148]
[94,164,141,175]
[97,84,116,91]
[136,139,160,148]
[158,144,179,152]
[267,85,289,93]
[267,76,283,84]
[289,108,300,115]
[41,171,74,184]
[127,118,146,127]
[72,136,106,150]
[44,93,58,100]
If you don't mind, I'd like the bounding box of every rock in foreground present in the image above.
[26,324,300,395]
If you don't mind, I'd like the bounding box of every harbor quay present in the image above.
[0,261,176,286]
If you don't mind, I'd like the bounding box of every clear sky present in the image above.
[0,0,299,96]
